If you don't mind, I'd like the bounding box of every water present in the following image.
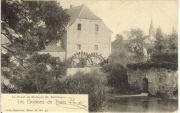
[105,97,178,112]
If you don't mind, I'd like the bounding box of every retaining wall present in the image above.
[127,68,178,98]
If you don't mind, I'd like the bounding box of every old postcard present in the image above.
[1,94,88,112]
[1,0,178,112]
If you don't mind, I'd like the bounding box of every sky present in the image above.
[58,0,178,41]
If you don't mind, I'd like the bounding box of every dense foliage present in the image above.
[2,54,67,93]
[102,64,128,93]
[110,29,148,66]
[151,53,178,64]
[1,0,69,93]
[109,34,134,65]
[53,71,108,112]
[2,0,69,52]
[154,28,178,55]
[110,27,178,66]
[126,62,178,71]
[76,57,87,68]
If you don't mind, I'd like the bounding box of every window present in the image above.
[94,45,98,50]
[77,24,81,30]
[95,24,98,31]
[77,44,81,50]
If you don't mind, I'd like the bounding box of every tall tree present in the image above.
[2,0,69,54]
[154,27,166,54]
[110,34,135,65]
[168,29,178,53]
[1,0,69,93]
[126,28,147,62]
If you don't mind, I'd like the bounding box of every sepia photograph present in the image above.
[1,0,178,112]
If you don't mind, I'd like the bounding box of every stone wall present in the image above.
[127,68,178,98]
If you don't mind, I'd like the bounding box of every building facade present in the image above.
[40,4,112,63]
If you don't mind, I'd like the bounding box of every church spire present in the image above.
[149,18,154,35]
[150,18,153,29]
[148,18,155,44]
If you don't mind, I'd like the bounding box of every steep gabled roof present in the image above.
[66,4,101,26]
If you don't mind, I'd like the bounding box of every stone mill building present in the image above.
[40,4,112,65]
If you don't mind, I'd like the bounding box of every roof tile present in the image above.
[66,4,101,26]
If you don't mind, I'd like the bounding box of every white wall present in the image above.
[66,19,112,59]
[39,52,66,61]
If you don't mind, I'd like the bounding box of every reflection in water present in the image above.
[106,97,178,112]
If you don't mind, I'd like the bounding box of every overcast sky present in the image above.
[58,0,178,41]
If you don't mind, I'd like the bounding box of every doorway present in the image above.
[143,78,148,93]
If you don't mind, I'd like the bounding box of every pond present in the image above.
[104,97,178,112]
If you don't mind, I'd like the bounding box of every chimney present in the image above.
[70,5,75,8]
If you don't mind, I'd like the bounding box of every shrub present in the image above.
[1,54,10,67]
[126,62,178,70]
[76,57,87,68]
[151,53,178,63]
[102,64,128,93]
[53,70,108,112]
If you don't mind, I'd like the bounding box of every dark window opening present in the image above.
[78,24,81,30]
[94,45,98,50]
[95,24,98,31]
[77,44,81,50]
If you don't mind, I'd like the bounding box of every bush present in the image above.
[102,64,128,93]
[53,70,108,112]
[151,53,178,63]
[76,57,87,68]
[126,62,178,70]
